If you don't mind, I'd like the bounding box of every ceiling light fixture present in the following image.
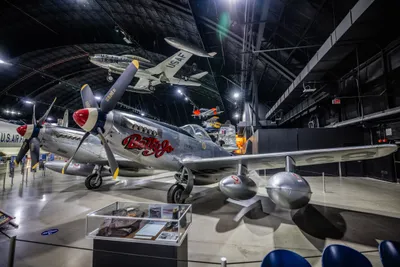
[233,92,240,99]
[95,96,102,101]
[24,100,34,105]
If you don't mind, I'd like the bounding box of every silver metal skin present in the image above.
[219,174,257,201]
[45,161,112,177]
[266,172,312,209]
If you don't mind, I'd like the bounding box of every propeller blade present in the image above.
[81,84,99,109]
[62,131,90,174]
[32,104,37,125]
[38,97,57,125]
[100,60,139,113]
[97,127,119,179]
[15,140,30,164]
[30,137,40,170]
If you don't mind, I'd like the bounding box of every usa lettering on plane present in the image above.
[0,133,24,143]
[166,52,186,68]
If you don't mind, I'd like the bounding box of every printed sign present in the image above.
[122,134,174,158]
[41,229,58,236]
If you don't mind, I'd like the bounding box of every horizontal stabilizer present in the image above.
[189,71,208,80]
[208,52,217,57]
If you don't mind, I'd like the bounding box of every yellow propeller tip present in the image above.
[132,60,139,69]
[14,160,18,165]
[81,84,88,91]
[113,168,120,180]
[61,168,65,174]
[32,163,39,169]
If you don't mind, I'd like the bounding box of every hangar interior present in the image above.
[1,0,400,266]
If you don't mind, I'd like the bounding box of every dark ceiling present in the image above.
[0,0,364,126]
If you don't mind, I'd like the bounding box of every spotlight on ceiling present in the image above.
[177,89,183,95]
[4,110,10,114]
[0,59,10,65]
[141,113,145,116]
[95,96,102,101]
[234,113,239,118]
[184,97,188,101]
[233,92,240,99]
[47,117,53,121]
[24,100,34,105]
[10,111,16,114]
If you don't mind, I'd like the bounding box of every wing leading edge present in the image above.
[181,144,397,171]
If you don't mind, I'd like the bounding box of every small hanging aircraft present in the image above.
[63,59,397,211]
[192,106,223,119]
[89,38,213,94]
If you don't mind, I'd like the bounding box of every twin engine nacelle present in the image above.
[219,175,257,201]
[266,172,312,209]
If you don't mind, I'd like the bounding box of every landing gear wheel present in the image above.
[85,174,102,190]
[167,184,185,203]
[106,75,114,82]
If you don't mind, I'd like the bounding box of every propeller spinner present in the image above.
[15,98,57,170]
[62,60,139,179]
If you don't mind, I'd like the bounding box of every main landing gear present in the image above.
[167,167,194,204]
[85,165,103,190]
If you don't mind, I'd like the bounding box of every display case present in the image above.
[86,202,192,246]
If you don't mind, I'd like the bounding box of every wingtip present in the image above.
[81,84,88,91]
[113,168,119,180]
[132,60,139,69]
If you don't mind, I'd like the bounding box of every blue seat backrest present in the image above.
[379,240,400,267]
[322,244,372,267]
[261,249,311,267]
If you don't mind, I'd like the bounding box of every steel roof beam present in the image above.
[265,0,376,120]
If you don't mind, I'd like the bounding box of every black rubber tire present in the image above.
[167,184,185,203]
[85,174,102,190]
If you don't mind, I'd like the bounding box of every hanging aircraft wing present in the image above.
[146,50,192,78]
[181,144,397,172]
[133,78,152,89]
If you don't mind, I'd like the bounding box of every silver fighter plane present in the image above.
[14,102,160,189]
[89,37,212,93]
[64,59,398,210]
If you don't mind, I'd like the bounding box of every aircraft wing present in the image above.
[146,50,192,78]
[133,78,151,89]
[181,144,397,172]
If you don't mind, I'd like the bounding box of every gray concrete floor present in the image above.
[1,169,400,267]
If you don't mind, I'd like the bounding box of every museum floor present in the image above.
[1,169,400,267]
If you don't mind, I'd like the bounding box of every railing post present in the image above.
[8,236,16,267]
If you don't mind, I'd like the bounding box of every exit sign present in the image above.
[332,98,341,104]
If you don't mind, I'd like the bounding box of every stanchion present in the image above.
[322,172,326,193]
[338,162,342,178]
[220,257,227,267]
[8,236,16,267]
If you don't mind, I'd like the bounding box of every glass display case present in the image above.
[86,202,192,246]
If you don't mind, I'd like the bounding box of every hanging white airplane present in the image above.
[89,37,214,94]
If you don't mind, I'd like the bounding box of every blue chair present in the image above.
[379,240,400,267]
[261,249,311,267]
[322,244,372,267]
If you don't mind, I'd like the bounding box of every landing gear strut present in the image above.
[85,165,103,190]
[167,167,194,203]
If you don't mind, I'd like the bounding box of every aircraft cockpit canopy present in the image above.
[180,124,211,141]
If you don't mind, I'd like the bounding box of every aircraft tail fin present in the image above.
[208,52,217,57]
[189,71,208,80]
[62,109,68,127]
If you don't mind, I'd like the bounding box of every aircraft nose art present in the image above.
[17,125,27,137]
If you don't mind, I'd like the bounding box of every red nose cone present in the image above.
[73,109,89,127]
[17,125,27,136]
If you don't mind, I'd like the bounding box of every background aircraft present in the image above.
[192,106,223,119]
[89,37,213,94]
[65,60,398,210]
[0,119,25,157]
